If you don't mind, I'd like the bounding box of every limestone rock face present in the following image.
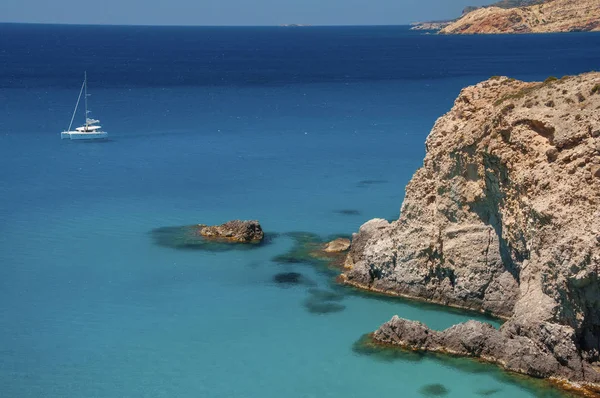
[199,220,264,242]
[440,0,600,34]
[344,73,600,386]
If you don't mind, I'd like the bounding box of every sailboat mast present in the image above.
[84,71,88,128]
[67,77,85,132]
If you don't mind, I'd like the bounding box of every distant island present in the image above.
[411,0,600,34]
[278,24,312,27]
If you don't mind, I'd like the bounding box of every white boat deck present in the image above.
[61,130,108,140]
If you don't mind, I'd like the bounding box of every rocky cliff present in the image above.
[410,0,544,31]
[342,73,600,391]
[440,0,600,34]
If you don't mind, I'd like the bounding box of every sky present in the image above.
[0,0,494,26]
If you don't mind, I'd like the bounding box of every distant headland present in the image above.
[411,0,600,34]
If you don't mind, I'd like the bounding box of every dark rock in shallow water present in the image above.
[272,253,310,264]
[357,179,388,187]
[271,232,322,265]
[151,225,273,252]
[273,272,303,285]
[199,220,264,242]
[419,384,449,397]
[334,209,361,216]
[271,232,348,273]
[303,297,345,314]
[475,388,502,396]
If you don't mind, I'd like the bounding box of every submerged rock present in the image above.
[357,179,388,187]
[199,220,264,243]
[272,232,324,265]
[271,232,350,272]
[302,287,347,315]
[273,272,303,285]
[303,297,345,314]
[334,209,361,216]
[475,388,502,396]
[419,384,449,397]
[343,73,600,391]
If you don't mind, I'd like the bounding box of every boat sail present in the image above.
[61,72,108,140]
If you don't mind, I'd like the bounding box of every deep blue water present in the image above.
[1,24,600,398]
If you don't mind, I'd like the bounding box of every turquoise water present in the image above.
[2,25,598,397]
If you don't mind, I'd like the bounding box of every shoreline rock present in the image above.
[199,220,264,243]
[372,316,600,396]
[338,273,511,320]
[323,238,351,253]
[341,72,600,391]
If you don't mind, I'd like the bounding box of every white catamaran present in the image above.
[61,72,108,140]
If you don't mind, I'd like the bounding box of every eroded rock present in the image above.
[151,224,272,251]
[199,220,264,242]
[323,238,351,253]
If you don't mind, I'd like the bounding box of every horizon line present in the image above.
[0,21,416,28]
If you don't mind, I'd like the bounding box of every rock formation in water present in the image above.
[323,238,352,253]
[440,0,600,34]
[199,220,264,242]
[342,73,600,391]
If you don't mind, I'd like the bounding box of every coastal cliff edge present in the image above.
[342,73,600,392]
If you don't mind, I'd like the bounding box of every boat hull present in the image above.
[61,131,108,140]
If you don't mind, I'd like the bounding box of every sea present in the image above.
[1,24,600,398]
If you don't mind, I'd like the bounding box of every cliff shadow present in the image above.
[468,153,526,284]
[343,285,502,328]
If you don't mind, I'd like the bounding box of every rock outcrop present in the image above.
[323,238,351,253]
[375,316,598,389]
[199,220,264,242]
[410,21,453,31]
[342,73,600,390]
[440,0,600,34]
